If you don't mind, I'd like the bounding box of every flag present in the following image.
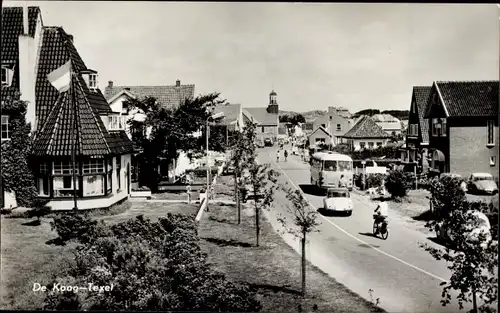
[47,60,72,93]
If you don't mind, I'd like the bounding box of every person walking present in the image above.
[284,149,288,162]
[186,183,192,203]
[276,150,280,163]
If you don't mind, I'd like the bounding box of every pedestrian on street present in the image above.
[276,150,280,163]
[186,183,192,203]
[284,149,288,162]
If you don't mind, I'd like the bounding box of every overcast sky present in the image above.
[6,2,500,113]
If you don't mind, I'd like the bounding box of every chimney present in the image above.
[176,79,180,87]
[23,5,29,35]
[108,80,113,88]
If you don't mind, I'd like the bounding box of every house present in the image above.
[341,115,391,151]
[308,126,333,147]
[2,6,134,210]
[371,114,402,136]
[405,86,432,165]
[312,106,353,145]
[242,90,279,141]
[103,79,195,136]
[301,121,315,135]
[213,102,243,132]
[424,81,498,179]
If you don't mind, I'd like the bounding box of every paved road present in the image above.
[259,146,471,313]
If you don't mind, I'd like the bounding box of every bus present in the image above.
[310,152,354,191]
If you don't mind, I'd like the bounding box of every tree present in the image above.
[126,93,226,191]
[229,122,257,224]
[243,161,280,247]
[420,201,498,313]
[353,109,380,118]
[279,113,305,126]
[1,92,39,207]
[277,188,321,297]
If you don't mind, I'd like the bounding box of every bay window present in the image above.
[82,159,105,196]
[37,162,50,196]
[53,160,79,197]
[1,115,11,140]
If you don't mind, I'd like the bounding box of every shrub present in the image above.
[429,175,467,219]
[50,212,108,243]
[365,173,386,189]
[385,170,411,198]
[27,206,52,221]
[189,167,218,178]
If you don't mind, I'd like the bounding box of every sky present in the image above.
[5,2,500,113]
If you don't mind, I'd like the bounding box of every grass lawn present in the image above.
[198,202,384,313]
[0,200,199,310]
[213,174,235,201]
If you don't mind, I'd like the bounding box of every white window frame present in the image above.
[487,120,495,146]
[1,115,11,140]
[109,115,126,130]
[83,159,105,174]
[53,160,79,175]
[88,73,98,90]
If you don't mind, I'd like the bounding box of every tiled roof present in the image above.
[106,130,134,155]
[434,81,499,117]
[243,107,278,126]
[309,126,332,138]
[342,116,390,139]
[214,103,241,126]
[35,26,111,130]
[32,75,111,157]
[413,86,431,143]
[105,84,195,110]
[1,6,40,101]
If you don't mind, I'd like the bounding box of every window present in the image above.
[315,138,325,143]
[38,177,49,196]
[89,74,97,89]
[487,120,494,146]
[376,142,383,147]
[490,156,496,166]
[83,175,104,196]
[337,161,352,171]
[1,66,13,86]
[53,176,79,197]
[324,160,337,171]
[432,118,439,136]
[83,159,105,174]
[368,142,374,149]
[39,162,49,174]
[1,115,10,140]
[109,115,126,130]
[440,118,447,137]
[359,142,366,149]
[53,161,79,175]
[336,124,341,131]
[107,159,113,193]
[116,156,121,191]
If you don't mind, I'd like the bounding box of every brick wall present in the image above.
[449,126,499,179]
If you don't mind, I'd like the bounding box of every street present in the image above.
[259,146,469,313]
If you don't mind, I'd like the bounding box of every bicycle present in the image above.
[372,215,389,240]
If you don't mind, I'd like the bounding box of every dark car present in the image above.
[264,138,273,147]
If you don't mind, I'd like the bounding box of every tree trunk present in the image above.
[255,201,260,247]
[301,231,306,297]
[235,173,241,224]
[472,289,477,313]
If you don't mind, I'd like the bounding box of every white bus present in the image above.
[310,152,354,191]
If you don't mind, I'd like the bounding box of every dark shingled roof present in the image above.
[1,6,41,101]
[342,116,390,139]
[243,107,278,126]
[413,86,431,143]
[105,84,195,110]
[35,26,111,130]
[433,81,499,118]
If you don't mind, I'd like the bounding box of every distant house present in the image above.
[405,86,432,164]
[301,121,315,135]
[424,81,498,178]
[104,79,195,137]
[341,116,391,151]
[213,103,243,131]
[242,90,279,141]
[372,114,402,136]
[1,6,134,210]
[312,106,353,145]
[308,126,333,147]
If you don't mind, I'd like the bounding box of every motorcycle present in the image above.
[372,214,389,240]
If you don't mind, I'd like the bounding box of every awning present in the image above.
[432,149,445,162]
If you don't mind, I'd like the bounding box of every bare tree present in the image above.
[277,188,321,297]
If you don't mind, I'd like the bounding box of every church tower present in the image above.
[267,90,279,114]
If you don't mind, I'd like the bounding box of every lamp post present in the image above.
[206,111,225,211]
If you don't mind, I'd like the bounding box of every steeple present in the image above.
[267,90,278,114]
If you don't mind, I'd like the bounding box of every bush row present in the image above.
[45,213,261,311]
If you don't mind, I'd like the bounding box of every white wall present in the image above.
[3,191,17,209]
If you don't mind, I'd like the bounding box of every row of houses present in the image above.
[405,81,498,179]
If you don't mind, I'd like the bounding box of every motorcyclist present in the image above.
[374,199,389,228]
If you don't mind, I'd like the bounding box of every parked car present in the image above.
[322,187,353,216]
[264,138,273,147]
[435,210,492,248]
[467,173,498,195]
[440,173,467,192]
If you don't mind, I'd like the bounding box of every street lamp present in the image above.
[206,111,225,211]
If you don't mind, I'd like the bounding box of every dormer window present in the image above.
[89,74,97,90]
[109,115,126,130]
[81,70,98,91]
[1,66,14,87]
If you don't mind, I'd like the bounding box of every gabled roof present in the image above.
[309,126,333,138]
[214,103,241,126]
[105,84,195,110]
[242,107,278,126]
[425,81,499,118]
[1,6,41,101]
[35,26,111,130]
[412,86,431,143]
[342,116,390,139]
